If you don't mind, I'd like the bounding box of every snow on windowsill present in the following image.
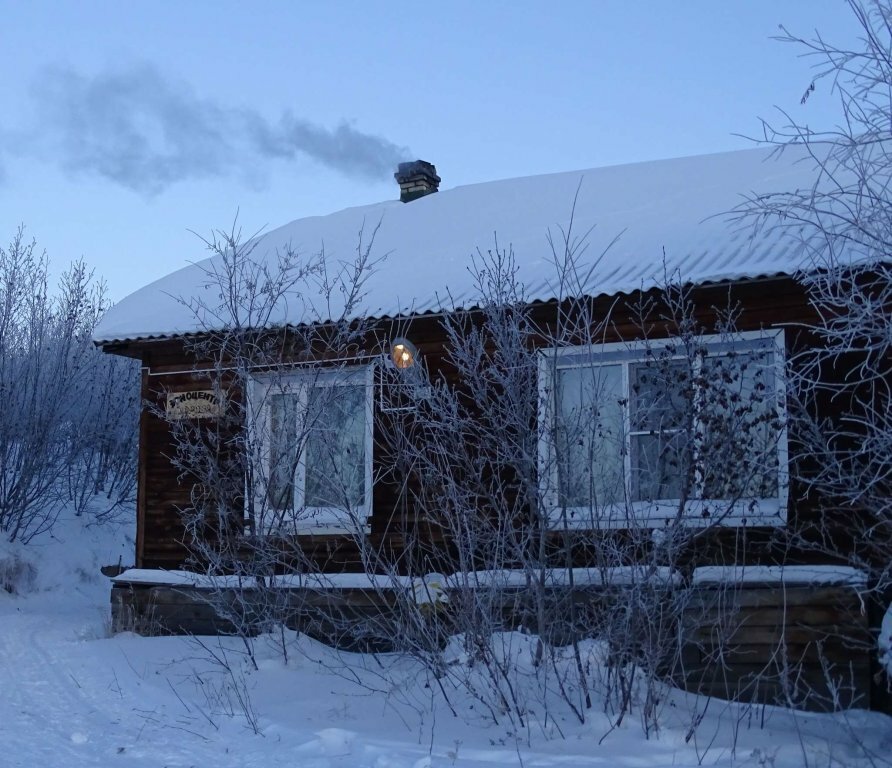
[114,565,870,591]
[111,569,417,590]
[446,567,681,588]
[691,565,869,587]
[112,566,682,590]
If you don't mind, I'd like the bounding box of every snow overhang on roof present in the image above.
[93,146,821,345]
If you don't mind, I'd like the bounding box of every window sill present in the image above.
[545,498,786,530]
[255,509,372,537]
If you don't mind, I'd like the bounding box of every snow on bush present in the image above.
[0,229,139,544]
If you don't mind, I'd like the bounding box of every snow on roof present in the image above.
[94,146,822,344]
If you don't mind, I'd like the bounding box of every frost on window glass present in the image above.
[555,364,624,509]
[261,370,370,530]
[699,351,779,501]
[304,384,366,509]
[547,337,783,526]
[268,393,299,511]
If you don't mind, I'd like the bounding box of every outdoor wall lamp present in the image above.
[388,338,418,370]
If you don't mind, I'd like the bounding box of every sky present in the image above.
[0,1,863,302]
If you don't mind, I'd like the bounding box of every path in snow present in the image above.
[0,598,224,767]
[0,596,565,768]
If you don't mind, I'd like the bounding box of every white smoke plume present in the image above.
[8,64,410,195]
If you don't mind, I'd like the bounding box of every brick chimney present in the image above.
[394,160,440,203]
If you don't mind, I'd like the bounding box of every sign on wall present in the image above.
[165,390,224,420]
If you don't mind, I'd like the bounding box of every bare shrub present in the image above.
[64,348,139,522]
[366,229,788,737]
[156,203,798,742]
[158,219,385,661]
[0,228,139,542]
[739,0,892,705]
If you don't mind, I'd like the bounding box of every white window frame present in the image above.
[538,330,787,529]
[250,365,374,534]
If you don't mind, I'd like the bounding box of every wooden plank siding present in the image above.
[121,275,843,575]
[679,583,872,710]
[110,264,886,712]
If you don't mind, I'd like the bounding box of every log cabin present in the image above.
[93,148,888,711]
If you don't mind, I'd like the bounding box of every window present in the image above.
[538,331,786,528]
[252,366,373,533]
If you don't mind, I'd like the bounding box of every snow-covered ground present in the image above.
[1,507,890,768]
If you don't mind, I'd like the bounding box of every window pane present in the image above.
[628,359,690,502]
[555,364,625,509]
[268,393,299,511]
[630,359,689,431]
[630,432,685,501]
[305,384,366,509]
[700,351,779,500]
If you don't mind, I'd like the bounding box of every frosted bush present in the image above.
[0,544,36,595]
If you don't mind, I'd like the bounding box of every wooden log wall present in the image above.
[679,582,872,711]
[111,275,868,577]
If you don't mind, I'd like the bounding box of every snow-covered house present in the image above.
[93,148,882,710]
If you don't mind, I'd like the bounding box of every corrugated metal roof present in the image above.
[93,145,824,345]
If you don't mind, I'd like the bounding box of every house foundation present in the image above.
[110,567,875,712]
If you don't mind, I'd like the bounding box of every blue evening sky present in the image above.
[0,2,860,301]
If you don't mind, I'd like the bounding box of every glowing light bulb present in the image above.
[390,339,417,369]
